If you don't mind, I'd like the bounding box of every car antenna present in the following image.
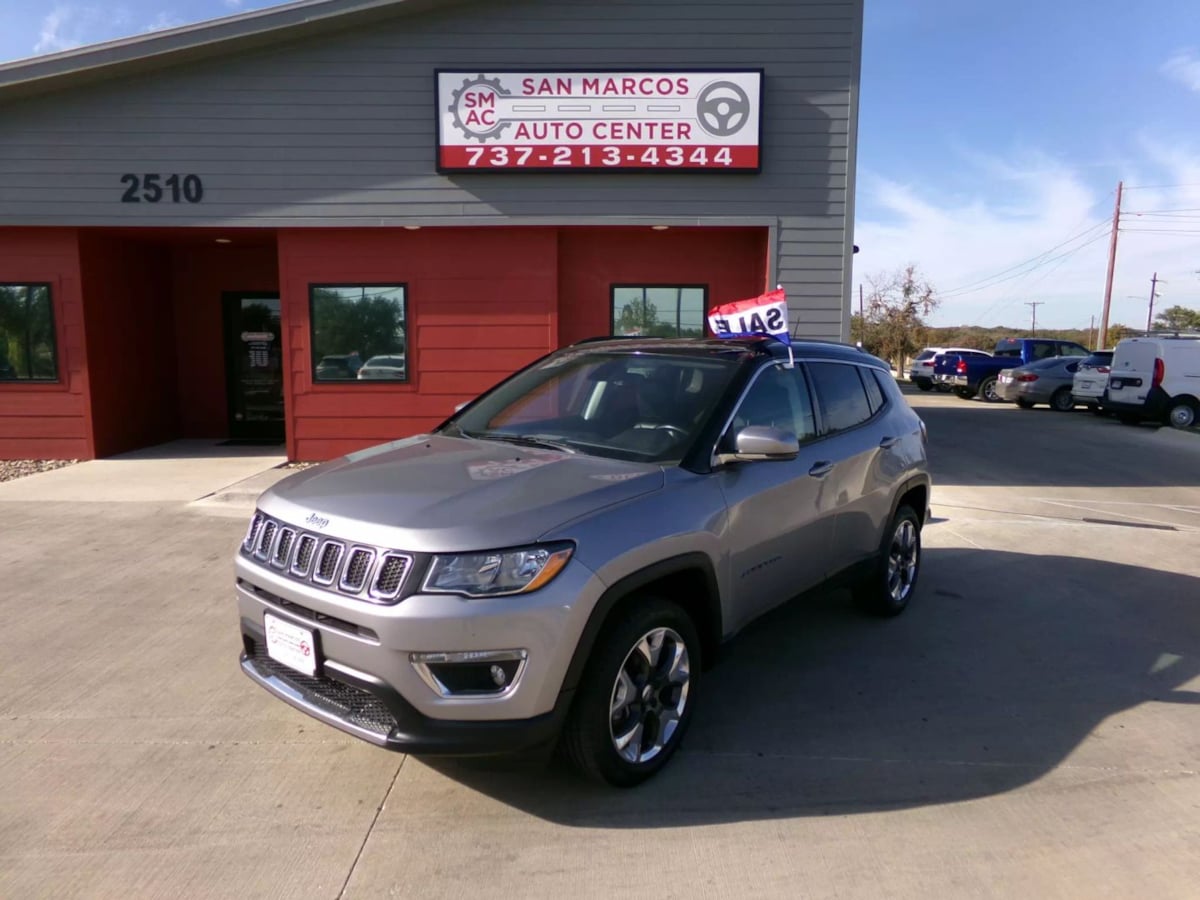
[777,285,796,368]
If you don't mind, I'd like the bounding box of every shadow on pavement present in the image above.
[426,548,1200,826]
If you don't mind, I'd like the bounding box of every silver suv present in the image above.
[236,337,930,785]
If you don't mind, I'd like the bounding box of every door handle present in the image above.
[809,461,834,478]
[879,436,899,449]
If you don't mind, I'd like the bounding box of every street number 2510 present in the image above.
[120,173,204,203]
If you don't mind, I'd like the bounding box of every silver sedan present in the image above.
[996,356,1082,411]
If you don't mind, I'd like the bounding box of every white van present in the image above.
[1105,336,1200,429]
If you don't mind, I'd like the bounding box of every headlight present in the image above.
[423,543,574,597]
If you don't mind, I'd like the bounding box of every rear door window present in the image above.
[808,361,874,434]
[862,366,886,414]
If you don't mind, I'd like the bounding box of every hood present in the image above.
[257,434,664,551]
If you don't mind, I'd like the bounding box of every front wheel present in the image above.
[979,376,1002,403]
[561,598,700,787]
[854,505,922,617]
[1167,398,1198,430]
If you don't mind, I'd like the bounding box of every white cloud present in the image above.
[34,6,90,54]
[1162,51,1200,94]
[853,147,1200,331]
[142,12,185,33]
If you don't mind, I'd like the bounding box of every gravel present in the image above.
[0,459,80,484]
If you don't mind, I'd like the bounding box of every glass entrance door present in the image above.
[223,293,284,442]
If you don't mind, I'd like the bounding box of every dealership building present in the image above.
[0,0,863,461]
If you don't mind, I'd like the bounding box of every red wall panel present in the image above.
[169,243,279,438]
[78,233,178,457]
[0,228,91,460]
[556,227,768,345]
[278,228,558,461]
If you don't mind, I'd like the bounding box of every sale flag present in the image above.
[707,289,790,343]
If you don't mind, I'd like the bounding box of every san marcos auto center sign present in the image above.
[436,70,763,172]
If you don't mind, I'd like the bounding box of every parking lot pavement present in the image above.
[2,392,1199,899]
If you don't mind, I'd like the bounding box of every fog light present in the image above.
[410,650,527,697]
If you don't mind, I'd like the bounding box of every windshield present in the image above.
[442,350,740,463]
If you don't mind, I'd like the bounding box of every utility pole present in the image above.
[1025,301,1043,336]
[1098,180,1123,349]
[1089,315,1096,350]
[1146,272,1163,333]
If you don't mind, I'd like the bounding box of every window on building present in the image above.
[612,286,707,338]
[310,285,407,383]
[0,284,57,382]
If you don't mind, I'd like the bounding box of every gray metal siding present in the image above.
[0,0,862,339]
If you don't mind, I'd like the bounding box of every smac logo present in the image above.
[305,513,330,530]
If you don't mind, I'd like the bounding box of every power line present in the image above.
[1122,182,1200,190]
[937,220,1111,300]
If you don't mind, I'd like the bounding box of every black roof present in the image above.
[568,335,889,369]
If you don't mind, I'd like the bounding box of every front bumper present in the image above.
[236,551,603,754]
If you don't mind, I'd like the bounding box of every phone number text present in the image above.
[439,144,758,170]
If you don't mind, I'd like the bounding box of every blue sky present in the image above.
[1,0,1198,330]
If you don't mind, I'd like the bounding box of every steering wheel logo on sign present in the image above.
[696,81,751,137]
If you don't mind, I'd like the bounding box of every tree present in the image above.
[1153,305,1200,333]
[616,297,660,336]
[860,265,939,369]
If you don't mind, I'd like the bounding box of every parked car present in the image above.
[934,338,1090,402]
[996,356,1082,410]
[1071,351,1114,414]
[235,336,931,786]
[908,347,990,391]
[315,353,363,380]
[1105,336,1200,429]
[357,355,407,380]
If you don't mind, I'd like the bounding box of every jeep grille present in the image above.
[241,512,413,603]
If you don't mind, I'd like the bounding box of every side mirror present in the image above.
[718,425,800,463]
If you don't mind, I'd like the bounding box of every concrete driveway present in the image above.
[2,393,1198,898]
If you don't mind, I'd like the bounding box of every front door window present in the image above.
[224,293,284,442]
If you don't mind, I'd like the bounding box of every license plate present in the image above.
[264,613,317,676]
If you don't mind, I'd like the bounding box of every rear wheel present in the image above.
[561,597,700,787]
[979,376,1001,403]
[1166,398,1198,430]
[916,381,933,392]
[1016,398,1035,409]
[1050,388,1075,412]
[854,505,921,617]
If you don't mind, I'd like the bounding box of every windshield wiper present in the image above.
[460,431,578,454]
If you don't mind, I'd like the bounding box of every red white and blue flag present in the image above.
[707,289,790,343]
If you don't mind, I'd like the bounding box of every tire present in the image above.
[1050,388,1075,412]
[1166,397,1198,430]
[561,597,701,787]
[854,505,922,617]
[935,383,953,393]
[1016,398,1035,409]
[954,388,975,400]
[916,381,933,392]
[978,376,1002,403]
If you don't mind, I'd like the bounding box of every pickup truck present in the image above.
[934,338,1091,402]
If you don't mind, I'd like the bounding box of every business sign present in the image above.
[436,70,762,172]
